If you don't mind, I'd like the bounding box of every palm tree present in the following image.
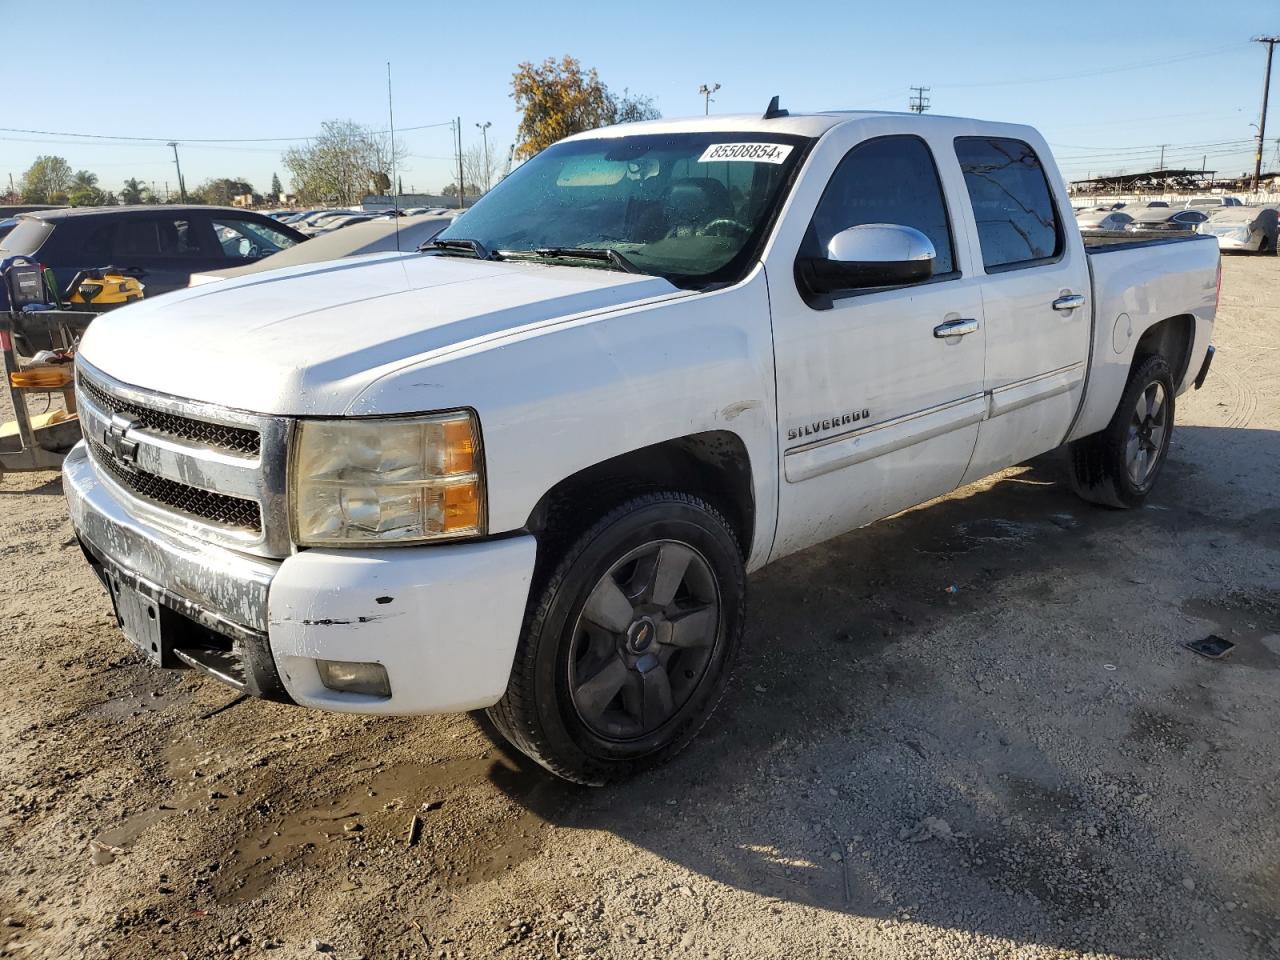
[71,169,99,191]
[120,177,144,205]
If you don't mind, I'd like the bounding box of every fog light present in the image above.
[316,659,392,697]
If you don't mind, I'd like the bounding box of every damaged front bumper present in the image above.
[63,442,537,714]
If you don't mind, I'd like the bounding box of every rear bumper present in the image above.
[64,442,537,714]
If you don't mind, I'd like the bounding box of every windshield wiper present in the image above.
[421,237,499,260]
[503,247,645,275]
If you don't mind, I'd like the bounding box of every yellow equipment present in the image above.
[68,271,143,311]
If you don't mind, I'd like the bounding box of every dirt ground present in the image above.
[1,255,1277,960]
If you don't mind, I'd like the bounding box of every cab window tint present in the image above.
[955,137,1061,270]
[808,135,955,277]
[114,217,201,258]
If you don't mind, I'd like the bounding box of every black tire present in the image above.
[487,491,745,785]
[1068,354,1175,509]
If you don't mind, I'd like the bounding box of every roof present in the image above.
[565,108,991,142]
[21,204,252,221]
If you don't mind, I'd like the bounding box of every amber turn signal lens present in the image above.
[442,480,481,533]
[441,416,475,475]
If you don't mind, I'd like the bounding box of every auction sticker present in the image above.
[697,142,793,164]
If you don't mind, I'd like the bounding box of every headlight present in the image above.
[290,412,484,546]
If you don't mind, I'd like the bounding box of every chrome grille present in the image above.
[77,372,260,456]
[88,438,262,532]
[75,360,292,558]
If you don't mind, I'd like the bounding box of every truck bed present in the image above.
[1082,230,1216,253]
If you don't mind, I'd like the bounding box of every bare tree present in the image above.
[462,143,500,198]
[282,120,406,204]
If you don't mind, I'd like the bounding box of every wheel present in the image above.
[487,491,745,785]
[1068,354,1175,509]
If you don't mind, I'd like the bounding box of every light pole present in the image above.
[698,83,720,115]
[167,142,187,202]
[475,121,492,193]
[1250,36,1279,193]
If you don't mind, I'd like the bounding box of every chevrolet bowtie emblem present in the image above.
[104,413,141,470]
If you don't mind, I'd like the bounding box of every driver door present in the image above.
[766,131,987,560]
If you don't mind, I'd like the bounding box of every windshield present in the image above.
[437,131,810,286]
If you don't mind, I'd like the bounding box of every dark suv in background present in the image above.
[0,205,308,307]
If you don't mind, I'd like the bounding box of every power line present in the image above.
[942,41,1244,90]
[0,120,454,144]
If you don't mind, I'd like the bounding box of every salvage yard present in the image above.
[0,254,1277,959]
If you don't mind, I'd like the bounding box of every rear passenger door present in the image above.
[953,136,1092,485]
[110,214,212,295]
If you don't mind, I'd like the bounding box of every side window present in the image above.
[210,218,299,260]
[82,224,115,260]
[808,136,955,277]
[113,218,202,258]
[955,137,1062,270]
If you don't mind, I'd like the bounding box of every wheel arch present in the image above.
[524,431,757,561]
[1132,313,1195,388]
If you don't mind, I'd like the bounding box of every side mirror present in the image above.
[798,223,936,295]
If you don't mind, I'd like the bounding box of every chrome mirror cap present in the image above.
[827,223,936,264]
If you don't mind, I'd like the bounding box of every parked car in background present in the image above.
[280,209,329,225]
[1125,208,1208,232]
[293,209,357,232]
[298,210,365,235]
[187,214,454,285]
[0,205,307,304]
[1196,205,1279,254]
[1075,210,1134,232]
[299,213,380,236]
[1185,196,1242,209]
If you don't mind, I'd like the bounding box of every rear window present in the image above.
[955,137,1062,271]
[0,218,55,254]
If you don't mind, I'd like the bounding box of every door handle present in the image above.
[933,318,979,338]
[1053,293,1086,312]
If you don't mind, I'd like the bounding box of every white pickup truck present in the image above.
[64,105,1219,784]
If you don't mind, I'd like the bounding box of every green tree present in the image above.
[19,155,73,203]
[120,178,145,205]
[194,178,254,206]
[510,56,660,159]
[269,172,283,198]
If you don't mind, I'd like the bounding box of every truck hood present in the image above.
[77,252,682,415]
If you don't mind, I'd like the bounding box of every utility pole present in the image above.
[6,172,12,200]
[1157,144,1167,171]
[475,121,492,193]
[908,86,931,114]
[1250,36,1279,193]
[454,117,464,209]
[166,142,187,201]
[698,83,720,115]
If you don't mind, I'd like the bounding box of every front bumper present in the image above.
[64,443,537,714]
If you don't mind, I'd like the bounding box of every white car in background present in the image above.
[1184,196,1243,209]
[1075,210,1134,232]
[1196,205,1279,254]
[188,214,455,285]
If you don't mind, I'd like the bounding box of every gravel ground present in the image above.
[1,255,1277,960]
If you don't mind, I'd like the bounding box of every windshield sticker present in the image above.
[697,143,793,164]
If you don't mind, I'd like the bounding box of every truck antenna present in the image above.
[763,95,788,120]
[386,61,401,252]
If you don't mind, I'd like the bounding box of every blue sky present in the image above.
[2,0,1275,197]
